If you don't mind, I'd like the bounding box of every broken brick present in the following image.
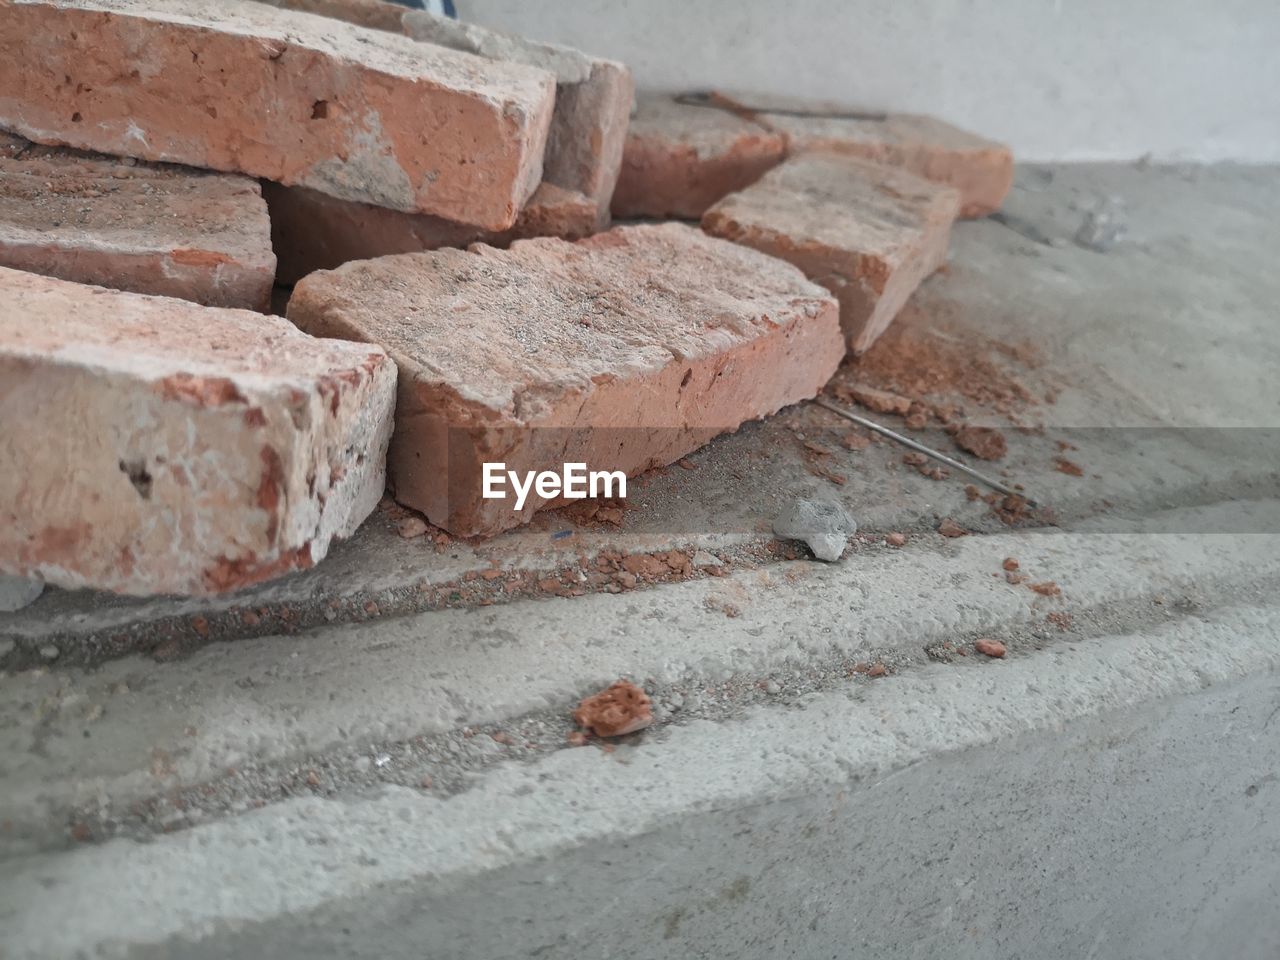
[938,518,967,538]
[573,680,653,737]
[288,223,842,536]
[266,180,601,284]
[611,94,788,219]
[0,0,556,229]
[0,267,396,596]
[840,383,914,416]
[403,11,633,226]
[742,100,1014,218]
[954,425,1008,461]
[703,153,959,353]
[0,132,274,310]
[974,638,1006,658]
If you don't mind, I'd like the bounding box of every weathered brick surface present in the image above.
[0,0,556,229]
[266,181,599,283]
[611,94,788,219]
[0,267,396,596]
[253,0,409,32]
[402,11,633,226]
[287,223,842,536]
[748,102,1013,218]
[0,132,274,309]
[703,153,960,354]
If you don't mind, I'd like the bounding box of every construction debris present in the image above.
[721,94,1014,217]
[573,680,654,737]
[0,132,274,309]
[288,223,842,536]
[611,93,789,218]
[0,267,396,595]
[974,638,1007,658]
[954,425,1008,461]
[773,499,858,562]
[0,0,557,227]
[703,152,960,353]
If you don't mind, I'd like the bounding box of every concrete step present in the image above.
[3,590,1278,958]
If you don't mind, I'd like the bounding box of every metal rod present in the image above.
[812,397,1037,507]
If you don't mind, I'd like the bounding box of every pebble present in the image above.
[39,643,60,661]
[975,639,1007,658]
[773,498,857,562]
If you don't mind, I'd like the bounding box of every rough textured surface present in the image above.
[573,680,653,736]
[4,164,1280,959]
[704,152,960,353]
[266,180,599,284]
[402,11,633,226]
[0,0,556,229]
[771,497,856,561]
[759,107,1014,218]
[0,132,274,309]
[288,223,842,535]
[611,94,788,219]
[0,575,43,612]
[252,0,408,32]
[0,267,396,596]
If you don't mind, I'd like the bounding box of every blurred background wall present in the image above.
[457,0,1280,162]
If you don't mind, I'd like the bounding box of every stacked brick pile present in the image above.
[0,0,1013,597]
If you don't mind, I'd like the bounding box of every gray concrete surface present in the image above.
[460,0,1280,163]
[2,163,1279,958]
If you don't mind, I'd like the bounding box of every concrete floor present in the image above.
[2,162,1279,959]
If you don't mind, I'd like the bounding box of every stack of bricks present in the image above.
[0,0,1013,598]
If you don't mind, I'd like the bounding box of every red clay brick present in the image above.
[266,181,599,284]
[703,153,960,354]
[0,132,274,309]
[253,0,409,32]
[610,94,788,219]
[402,12,633,228]
[725,96,1013,218]
[0,267,397,596]
[0,0,556,229]
[287,223,842,537]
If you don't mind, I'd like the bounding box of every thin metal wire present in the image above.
[812,398,1037,507]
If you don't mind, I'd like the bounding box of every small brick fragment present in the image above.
[938,518,967,538]
[266,181,600,283]
[975,638,1007,658]
[0,267,396,596]
[1002,557,1019,571]
[403,12,633,226]
[954,425,1008,461]
[572,680,653,737]
[611,94,788,219]
[737,98,1014,217]
[843,383,914,416]
[0,0,556,228]
[704,153,959,353]
[885,532,907,547]
[288,223,842,536]
[0,133,274,310]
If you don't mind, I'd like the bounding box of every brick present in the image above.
[703,153,960,354]
[0,267,397,596]
[287,223,842,536]
[402,11,633,226]
[0,132,274,310]
[611,94,788,219]
[722,96,1013,218]
[266,181,599,284]
[0,0,556,230]
[252,0,409,32]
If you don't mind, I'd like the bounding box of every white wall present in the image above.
[457,0,1280,162]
